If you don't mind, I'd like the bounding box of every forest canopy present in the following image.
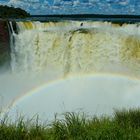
[0,5,30,18]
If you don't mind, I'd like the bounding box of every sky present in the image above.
[0,0,140,15]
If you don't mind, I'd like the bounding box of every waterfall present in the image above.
[8,22,17,72]
[9,21,140,77]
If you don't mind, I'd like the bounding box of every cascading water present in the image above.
[9,21,140,78]
[1,20,140,120]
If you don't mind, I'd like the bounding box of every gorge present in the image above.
[0,20,140,120]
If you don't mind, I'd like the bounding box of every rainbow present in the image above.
[3,72,140,114]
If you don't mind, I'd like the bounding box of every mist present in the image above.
[0,67,61,111]
[1,20,140,121]
[7,74,140,122]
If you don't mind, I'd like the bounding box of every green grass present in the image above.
[1,109,140,140]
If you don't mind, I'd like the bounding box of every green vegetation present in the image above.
[1,109,140,139]
[0,5,30,18]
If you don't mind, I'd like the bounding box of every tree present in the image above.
[0,5,30,18]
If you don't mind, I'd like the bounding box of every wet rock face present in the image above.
[0,20,10,66]
[0,21,10,50]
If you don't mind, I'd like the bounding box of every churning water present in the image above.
[1,20,140,120]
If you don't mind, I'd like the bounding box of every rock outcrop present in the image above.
[0,20,10,66]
